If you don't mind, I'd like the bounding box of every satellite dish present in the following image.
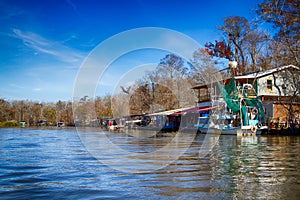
[229,61,237,69]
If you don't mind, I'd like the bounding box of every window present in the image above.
[266,79,273,91]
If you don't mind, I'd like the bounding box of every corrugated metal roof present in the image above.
[234,64,299,79]
[192,65,299,89]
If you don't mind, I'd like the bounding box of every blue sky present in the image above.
[0,0,262,102]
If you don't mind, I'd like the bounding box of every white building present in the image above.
[234,65,300,123]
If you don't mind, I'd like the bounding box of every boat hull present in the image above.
[206,128,261,135]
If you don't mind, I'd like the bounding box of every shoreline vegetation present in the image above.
[0,97,299,135]
[0,117,299,136]
[0,99,75,128]
[0,121,19,128]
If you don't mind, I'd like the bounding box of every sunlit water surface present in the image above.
[1,128,300,199]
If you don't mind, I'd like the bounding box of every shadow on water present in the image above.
[1,128,300,199]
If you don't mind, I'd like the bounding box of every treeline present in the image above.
[0,99,73,126]
[0,97,113,127]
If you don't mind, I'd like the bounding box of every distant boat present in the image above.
[106,119,120,131]
[57,122,65,127]
[19,121,26,128]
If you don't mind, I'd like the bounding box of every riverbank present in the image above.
[2,124,300,136]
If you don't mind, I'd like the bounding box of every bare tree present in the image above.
[244,29,269,71]
[190,48,222,83]
[157,54,188,79]
[0,99,11,122]
[218,16,250,74]
[258,0,300,66]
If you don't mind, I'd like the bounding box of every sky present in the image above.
[0,0,263,102]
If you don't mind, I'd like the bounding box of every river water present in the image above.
[1,128,300,199]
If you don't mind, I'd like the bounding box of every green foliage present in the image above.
[0,121,19,127]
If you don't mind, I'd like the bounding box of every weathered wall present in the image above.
[272,103,300,123]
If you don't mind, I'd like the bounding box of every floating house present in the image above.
[234,65,300,125]
[192,65,300,128]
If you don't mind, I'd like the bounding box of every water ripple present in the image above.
[1,128,300,199]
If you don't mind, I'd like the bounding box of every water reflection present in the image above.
[1,128,300,199]
[80,129,300,199]
[202,135,300,199]
[79,129,197,173]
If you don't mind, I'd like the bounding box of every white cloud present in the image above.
[33,88,41,91]
[12,29,85,65]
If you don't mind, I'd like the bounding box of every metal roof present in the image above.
[234,64,299,79]
[192,64,299,89]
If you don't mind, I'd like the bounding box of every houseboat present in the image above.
[193,78,268,135]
